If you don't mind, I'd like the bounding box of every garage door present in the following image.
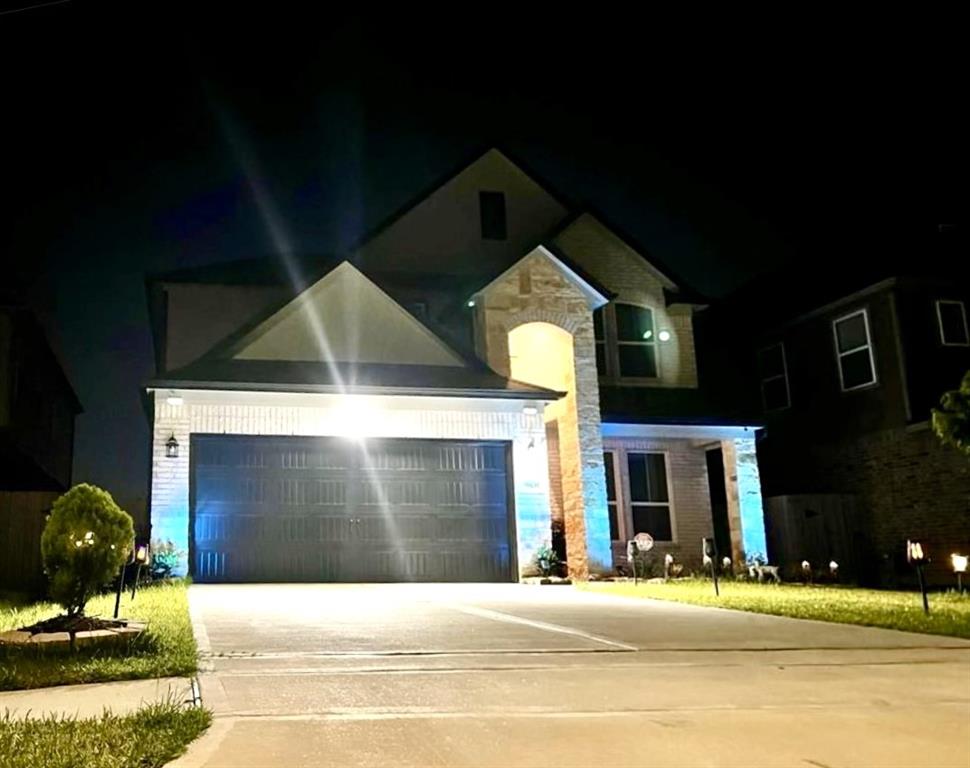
[190,435,514,582]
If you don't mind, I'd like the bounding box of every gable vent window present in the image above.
[936,300,969,346]
[479,191,507,240]
[833,309,877,391]
[758,342,790,411]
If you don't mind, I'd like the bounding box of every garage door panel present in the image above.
[191,435,513,583]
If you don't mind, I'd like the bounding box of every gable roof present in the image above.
[468,244,613,308]
[228,262,466,367]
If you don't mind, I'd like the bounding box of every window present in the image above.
[615,303,658,377]
[833,309,877,391]
[603,451,621,541]
[594,302,660,379]
[479,191,507,240]
[593,308,607,373]
[758,343,790,411]
[937,300,969,346]
[627,452,672,541]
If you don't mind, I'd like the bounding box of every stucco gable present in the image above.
[355,148,570,277]
[231,262,466,367]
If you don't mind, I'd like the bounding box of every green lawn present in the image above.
[0,581,198,691]
[578,579,970,639]
[0,702,211,768]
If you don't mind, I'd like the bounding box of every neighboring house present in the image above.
[705,233,970,586]
[0,306,82,592]
[144,148,766,583]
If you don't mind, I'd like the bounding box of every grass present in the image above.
[0,581,198,691]
[0,702,211,768]
[578,579,970,639]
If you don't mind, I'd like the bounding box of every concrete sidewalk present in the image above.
[0,676,195,720]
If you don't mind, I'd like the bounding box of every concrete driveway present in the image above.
[172,584,970,768]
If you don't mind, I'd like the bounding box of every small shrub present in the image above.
[532,542,561,577]
[149,539,183,581]
[40,484,134,616]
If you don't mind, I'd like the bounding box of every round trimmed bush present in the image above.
[41,484,134,616]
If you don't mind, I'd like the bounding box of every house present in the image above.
[704,229,970,586]
[0,306,82,592]
[144,148,766,583]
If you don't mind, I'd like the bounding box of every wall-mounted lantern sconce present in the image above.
[658,330,672,342]
[907,539,929,614]
[166,435,179,459]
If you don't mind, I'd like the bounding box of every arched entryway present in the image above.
[508,322,593,578]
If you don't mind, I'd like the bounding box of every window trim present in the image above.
[936,300,970,347]
[623,449,676,544]
[594,302,662,383]
[603,449,626,542]
[832,308,878,392]
[758,342,791,411]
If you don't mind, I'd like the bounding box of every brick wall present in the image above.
[553,213,698,389]
[150,391,552,578]
[602,436,714,572]
[794,424,970,586]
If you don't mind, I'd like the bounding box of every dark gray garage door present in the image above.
[190,435,514,583]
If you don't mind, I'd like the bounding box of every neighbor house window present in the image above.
[833,309,877,391]
[479,191,507,240]
[603,451,621,541]
[936,300,969,346]
[627,452,672,541]
[758,342,790,411]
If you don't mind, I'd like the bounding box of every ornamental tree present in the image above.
[932,370,970,457]
[40,484,134,616]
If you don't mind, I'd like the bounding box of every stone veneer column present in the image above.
[478,254,613,579]
[721,437,767,564]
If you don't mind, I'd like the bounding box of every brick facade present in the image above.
[554,214,698,388]
[603,436,715,572]
[149,391,552,578]
[775,424,970,586]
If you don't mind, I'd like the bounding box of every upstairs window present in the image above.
[615,303,658,378]
[833,309,876,391]
[758,342,790,411]
[479,191,507,240]
[627,452,672,541]
[936,300,969,346]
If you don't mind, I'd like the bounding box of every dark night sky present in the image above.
[1,3,964,516]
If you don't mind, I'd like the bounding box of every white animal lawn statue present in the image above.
[748,564,782,583]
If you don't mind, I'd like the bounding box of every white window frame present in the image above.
[936,300,970,347]
[603,449,626,542]
[594,302,662,383]
[758,342,791,411]
[832,308,878,392]
[624,450,676,544]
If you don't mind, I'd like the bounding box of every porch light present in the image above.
[522,405,538,416]
[658,330,671,342]
[166,435,179,459]
[466,299,476,308]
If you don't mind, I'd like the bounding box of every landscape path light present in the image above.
[952,553,968,593]
[829,560,839,580]
[801,560,812,583]
[907,540,929,614]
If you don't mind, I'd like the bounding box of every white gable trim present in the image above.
[470,245,610,309]
[230,261,467,367]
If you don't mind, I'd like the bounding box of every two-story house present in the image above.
[705,231,969,586]
[0,305,83,591]
[144,148,766,583]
